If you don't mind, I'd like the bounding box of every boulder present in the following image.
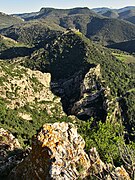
[8,123,131,180]
[9,122,90,179]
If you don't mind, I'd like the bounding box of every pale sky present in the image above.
[1,0,135,14]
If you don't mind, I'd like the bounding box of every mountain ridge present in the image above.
[5,7,135,45]
[0,12,23,30]
[93,6,135,25]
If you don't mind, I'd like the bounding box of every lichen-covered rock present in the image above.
[89,147,108,175]
[8,123,131,180]
[9,122,90,179]
[113,166,131,180]
[0,128,23,178]
[0,128,20,152]
[88,147,131,180]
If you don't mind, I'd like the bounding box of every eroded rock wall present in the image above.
[51,64,109,121]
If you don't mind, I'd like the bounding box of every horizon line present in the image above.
[2,5,135,15]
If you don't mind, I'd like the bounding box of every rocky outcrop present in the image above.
[9,122,131,180]
[51,64,108,121]
[71,64,108,120]
[0,64,65,117]
[88,147,131,180]
[0,128,20,151]
[0,128,22,177]
[9,122,90,179]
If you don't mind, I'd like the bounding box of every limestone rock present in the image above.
[0,128,21,152]
[9,122,90,179]
[51,64,109,120]
[89,147,107,175]
[113,166,131,180]
[0,128,23,177]
[0,64,65,117]
[88,147,131,180]
[71,64,108,120]
[8,123,131,180]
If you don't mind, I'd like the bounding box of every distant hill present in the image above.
[0,12,23,30]
[102,10,119,19]
[107,39,135,53]
[119,9,135,19]
[126,16,135,24]
[6,7,135,45]
[0,20,64,45]
[92,7,110,14]
[117,6,135,13]
[93,6,135,14]
[86,17,135,45]
[93,6,135,25]
[16,7,97,21]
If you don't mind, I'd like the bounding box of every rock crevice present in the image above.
[51,64,108,121]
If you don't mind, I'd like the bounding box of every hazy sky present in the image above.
[1,0,135,14]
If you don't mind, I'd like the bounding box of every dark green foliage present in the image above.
[78,119,134,166]
[0,21,63,46]
[23,31,135,133]
[0,13,134,170]
[86,17,135,45]
[24,32,91,80]
[1,7,135,47]
[0,46,34,59]
[0,98,71,147]
[102,10,119,18]
[11,7,135,46]
[119,91,135,138]
[23,48,50,72]
[107,40,135,53]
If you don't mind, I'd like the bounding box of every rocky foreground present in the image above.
[0,123,131,180]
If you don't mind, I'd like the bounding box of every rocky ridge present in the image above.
[9,122,131,180]
[0,62,64,118]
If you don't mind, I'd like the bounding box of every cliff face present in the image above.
[9,122,131,180]
[51,64,108,121]
[70,64,108,120]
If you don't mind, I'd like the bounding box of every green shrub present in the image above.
[78,119,125,165]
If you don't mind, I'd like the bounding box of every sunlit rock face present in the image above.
[9,122,90,179]
[8,123,131,180]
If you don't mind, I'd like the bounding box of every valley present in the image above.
[0,5,135,180]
